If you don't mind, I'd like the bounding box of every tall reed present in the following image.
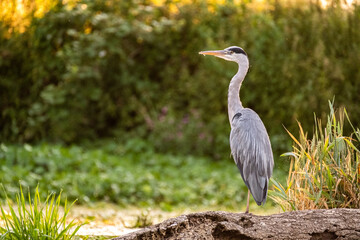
[271,101,360,211]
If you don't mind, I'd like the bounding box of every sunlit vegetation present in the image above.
[271,102,360,211]
[0,0,57,34]
[1,0,357,34]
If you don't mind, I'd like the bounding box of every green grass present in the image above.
[0,185,84,239]
[270,101,360,211]
[0,140,282,211]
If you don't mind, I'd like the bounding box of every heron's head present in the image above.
[199,46,248,65]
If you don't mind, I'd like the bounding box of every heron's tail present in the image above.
[250,178,268,206]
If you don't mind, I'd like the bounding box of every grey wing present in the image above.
[230,109,274,206]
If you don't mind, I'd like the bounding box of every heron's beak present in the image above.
[199,50,227,57]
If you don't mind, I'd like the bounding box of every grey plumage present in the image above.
[199,46,274,211]
[230,108,273,205]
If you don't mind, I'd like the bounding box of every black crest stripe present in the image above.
[229,47,247,56]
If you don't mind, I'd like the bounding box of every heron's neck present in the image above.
[228,63,248,124]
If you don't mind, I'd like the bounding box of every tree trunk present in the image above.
[113,209,360,240]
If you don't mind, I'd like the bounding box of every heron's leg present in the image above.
[245,189,250,213]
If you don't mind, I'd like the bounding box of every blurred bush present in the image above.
[0,0,359,158]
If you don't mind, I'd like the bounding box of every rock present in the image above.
[112,208,360,240]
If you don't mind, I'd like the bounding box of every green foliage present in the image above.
[1,0,360,158]
[0,185,84,239]
[0,141,264,209]
[270,101,360,211]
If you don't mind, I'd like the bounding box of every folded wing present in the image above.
[230,108,274,206]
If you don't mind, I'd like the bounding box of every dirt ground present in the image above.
[70,203,280,237]
[71,204,191,236]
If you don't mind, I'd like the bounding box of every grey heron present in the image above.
[199,46,274,213]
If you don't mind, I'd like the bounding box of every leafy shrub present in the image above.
[1,0,360,158]
[0,141,262,209]
[271,101,360,211]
